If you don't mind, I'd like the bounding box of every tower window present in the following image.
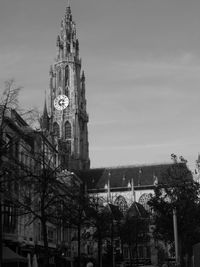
[65,65,69,86]
[64,121,71,139]
[53,122,60,138]
[67,44,70,53]
[57,68,62,87]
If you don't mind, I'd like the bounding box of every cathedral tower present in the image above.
[47,4,90,171]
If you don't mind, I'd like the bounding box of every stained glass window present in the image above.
[114,195,128,214]
[53,122,60,138]
[64,121,71,139]
[138,193,151,212]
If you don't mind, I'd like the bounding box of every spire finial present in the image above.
[65,0,72,20]
[40,90,49,131]
[43,90,48,116]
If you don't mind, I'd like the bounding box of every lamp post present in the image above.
[173,208,179,266]
[165,194,179,266]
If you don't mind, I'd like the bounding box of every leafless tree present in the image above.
[0,79,22,267]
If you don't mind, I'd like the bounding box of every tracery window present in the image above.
[114,195,128,214]
[138,193,151,212]
[53,122,60,138]
[64,121,71,139]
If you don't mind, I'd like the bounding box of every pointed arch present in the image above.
[64,121,71,139]
[138,193,151,212]
[114,195,128,214]
[53,122,60,138]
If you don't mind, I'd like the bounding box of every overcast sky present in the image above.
[1,0,200,170]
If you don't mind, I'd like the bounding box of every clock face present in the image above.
[54,95,69,110]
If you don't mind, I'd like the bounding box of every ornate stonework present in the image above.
[47,5,90,171]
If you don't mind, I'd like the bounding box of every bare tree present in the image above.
[0,80,85,267]
[61,177,90,267]
[0,79,22,267]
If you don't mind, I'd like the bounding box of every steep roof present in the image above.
[78,163,173,190]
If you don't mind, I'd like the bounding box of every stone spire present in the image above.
[56,2,79,60]
[40,92,49,131]
[49,3,90,171]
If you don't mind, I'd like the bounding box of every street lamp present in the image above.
[164,193,179,265]
[173,208,179,266]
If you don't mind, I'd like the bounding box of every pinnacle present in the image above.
[65,0,72,21]
[43,92,48,118]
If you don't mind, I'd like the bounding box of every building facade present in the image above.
[79,164,173,266]
[1,108,79,266]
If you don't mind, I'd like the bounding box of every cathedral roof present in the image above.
[78,163,173,190]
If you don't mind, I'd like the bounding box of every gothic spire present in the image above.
[43,93,48,117]
[81,70,85,80]
[41,91,49,131]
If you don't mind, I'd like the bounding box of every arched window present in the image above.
[114,195,128,214]
[64,121,71,139]
[53,122,60,138]
[65,65,69,86]
[57,68,62,87]
[138,193,151,212]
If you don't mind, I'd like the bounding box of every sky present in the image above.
[1,0,200,170]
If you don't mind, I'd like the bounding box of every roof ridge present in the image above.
[90,162,172,170]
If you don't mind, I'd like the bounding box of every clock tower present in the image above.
[43,4,90,171]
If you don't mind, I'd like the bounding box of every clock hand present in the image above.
[58,99,65,106]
